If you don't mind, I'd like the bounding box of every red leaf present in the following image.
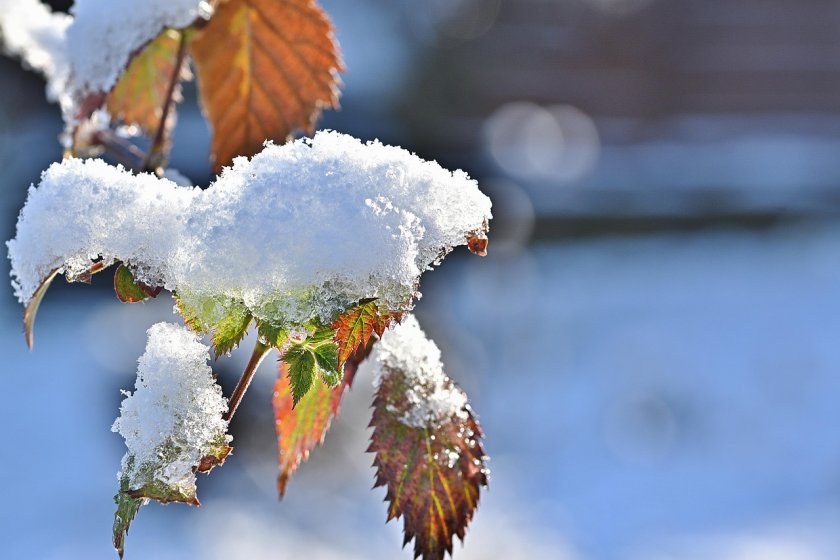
[272,346,367,497]
[369,368,489,560]
[331,299,401,367]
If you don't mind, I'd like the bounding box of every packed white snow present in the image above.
[370,315,469,428]
[0,0,206,123]
[112,322,229,496]
[7,131,492,326]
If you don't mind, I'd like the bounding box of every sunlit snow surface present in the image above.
[368,315,469,428]
[112,322,229,497]
[5,224,840,558]
[7,131,491,324]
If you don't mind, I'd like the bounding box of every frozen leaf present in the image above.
[196,436,234,473]
[210,306,252,359]
[273,345,364,497]
[174,293,252,358]
[0,0,207,129]
[9,133,491,333]
[114,264,151,303]
[106,28,188,157]
[112,323,232,554]
[466,230,488,257]
[190,0,343,171]
[331,298,402,367]
[113,482,144,560]
[368,317,489,560]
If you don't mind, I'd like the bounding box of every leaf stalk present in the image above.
[223,340,271,422]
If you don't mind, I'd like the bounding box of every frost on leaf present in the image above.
[0,0,206,130]
[111,323,232,556]
[114,264,162,303]
[191,0,343,171]
[8,131,491,344]
[367,316,489,560]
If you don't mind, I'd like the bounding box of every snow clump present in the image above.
[112,322,229,498]
[7,131,492,327]
[370,315,470,428]
[0,0,207,124]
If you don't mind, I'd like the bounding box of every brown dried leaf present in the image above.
[190,0,343,172]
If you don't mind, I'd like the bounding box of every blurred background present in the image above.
[5,0,840,558]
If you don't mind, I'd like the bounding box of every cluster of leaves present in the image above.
[12,1,490,559]
[79,0,342,174]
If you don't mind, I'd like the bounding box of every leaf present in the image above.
[196,440,234,474]
[174,292,252,357]
[257,319,289,350]
[23,261,116,348]
[331,299,401,367]
[466,232,488,257]
[114,264,151,303]
[273,346,364,497]
[210,306,253,359]
[113,487,144,560]
[190,0,343,172]
[106,29,187,136]
[369,369,489,560]
[283,345,317,406]
[23,268,59,349]
[312,342,340,387]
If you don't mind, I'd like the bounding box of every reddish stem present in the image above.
[223,341,271,422]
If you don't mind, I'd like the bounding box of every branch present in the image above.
[91,130,148,171]
[223,340,271,422]
[144,30,189,173]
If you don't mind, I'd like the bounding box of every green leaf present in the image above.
[211,307,252,359]
[23,268,60,349]
[312,342,341,387]
[174,292,252,357]
[257,319,289,350]
[114,265,151,303]
[113,485,144,560]
[284,345,317,406]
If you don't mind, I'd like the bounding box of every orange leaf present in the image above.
[106,29,188,136]
[190,0,343,172]
[369,368,489,560]
[273,349,363,497]
[331,299,401,367]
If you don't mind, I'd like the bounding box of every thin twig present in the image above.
[93,130,148,171]
[223,341,271,422]
[144,30,189,173]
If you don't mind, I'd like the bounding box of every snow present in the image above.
[7,131,492,326]
[370,315,469,428]
[0,0,206,125]
[0,0,71,102]
[111,322,229,496]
